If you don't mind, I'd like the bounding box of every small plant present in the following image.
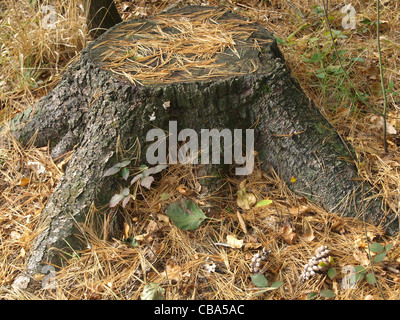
[307,289,336,300]
[103,159,131,180]
[370,242,393,263]
[250,273,283,297]
[130,164,168,189]
[109,187,131,208]
[103,160,168,208]
[351,242,393,286]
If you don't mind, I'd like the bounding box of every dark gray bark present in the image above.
[84,0,122,39]
[9,6,398,289]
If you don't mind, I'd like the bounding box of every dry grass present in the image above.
[1,0,400,300]
[0,0,86,119]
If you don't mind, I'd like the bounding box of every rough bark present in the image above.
[8,6,398,289]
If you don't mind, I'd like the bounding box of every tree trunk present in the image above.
[84,0,122,39]
[9,5,398,289]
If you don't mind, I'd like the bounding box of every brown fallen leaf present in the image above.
[236,188,256,210]
[330,218,343,229]
[226,234,244,249]
[57,158,71,172]
[301,218,314,243]
[353,249,369,266]
[239,179,247,190]
[177,184,192,196]
[165,260,182,282]
[123,221,130,239]
[33,273,45,281]
[18,177,30,187]
[281,224,297,244]
[157,213,170,224]
[244,242,262,251]
[298,197,308,205]
[288,204,314,216]
[236,211,248,234]
[145,220,158,234]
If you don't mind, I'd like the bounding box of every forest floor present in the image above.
[1,0,400,300]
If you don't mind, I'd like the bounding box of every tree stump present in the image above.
[9,6,398,288]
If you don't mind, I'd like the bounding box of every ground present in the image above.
[1,0,400,300]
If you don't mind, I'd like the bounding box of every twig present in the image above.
[377,0,389,153]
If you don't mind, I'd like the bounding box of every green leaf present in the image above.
[385,243,393,252]
[251,273,269,288]
[325,65,344,74]
[115,160,131,168]
[120,167,129,180]
[255,199,273,207]
[121,187,130,197]
[143,164,168,177]
[351,266,366,283]
[316,71,326,79]
[141,176,154,189]
[328,268,337,280]
[141,283,165,300]
[125,237,139,247]
[373,251,387,263]
[122,195,131,208]
[366,273,376,285]
[166,200,207,230]
[370,242,384,253]
[320,289,335,299]
[354,265,367,273]
[311,53,322,63]
[307,292,318,300]
[270,281,283,289]
[103,166,121,177]
[109,193,125,208]
[336,49,348,56]
[160,193,172,201]
[360,18,372,25]
[253,281,283,296]
[130,173,144,185]
[275,36,286,45]
[351,57,365,63]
